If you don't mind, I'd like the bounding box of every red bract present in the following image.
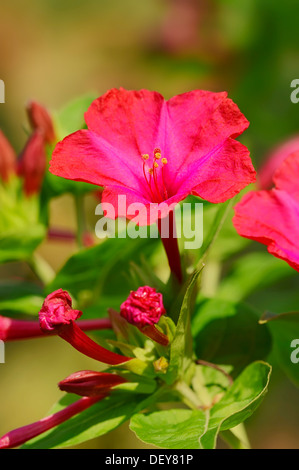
[233,151,299,272]
[50,88,255,225]
[0,130,16,182]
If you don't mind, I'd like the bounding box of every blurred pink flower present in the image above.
[258,135,299,189]
[234,151,299,272]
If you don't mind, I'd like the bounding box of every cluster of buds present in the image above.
[0,101,56,196]
[0,286,170,448]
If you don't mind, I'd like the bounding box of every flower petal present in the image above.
[258,136,299,189]
[273,151,299,204]
[233,189,299,272]
[179,139,255,203]
[164,90,250,184]
[85,88,166,160]
[50,129,146,194]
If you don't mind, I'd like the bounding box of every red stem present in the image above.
[157,210,182,283]
[0,316,112,342]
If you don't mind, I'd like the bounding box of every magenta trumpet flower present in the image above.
[39,289,132,365]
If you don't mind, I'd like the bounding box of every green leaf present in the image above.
[0,181,46,262]
[46,235,157,306]
[198,361,272,449]
[42,93,99,199]
[192,297,272,377]
[217,252,295,302]
[0,281,44,316]
[130,362,271,450]
[130,409,207,449]
[0,224,46,263]
[260,311,299,387]
[22,392,143,449]
[196,199,233,266]
[54,93,97,137]
[167,268,203,384]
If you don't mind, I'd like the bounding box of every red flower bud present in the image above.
[39,288,82,334]
[39,289,132,365]
[0,130,16,182]
[17,130,47,196]
[0,396,101,449]
[26,101,56,144]
[58,370,127,397]
[120,286,165,328]
[120,286,169,346]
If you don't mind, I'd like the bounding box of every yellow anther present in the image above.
[155,152,161,160]
[153,161,159,168]
[142,154,149,160]
[148,168,153,175]
[161,158,168,165]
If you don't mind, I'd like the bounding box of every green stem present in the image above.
[220,423,251,449]
[175,381,202,409]
[200,259,221,297]
[74,194,86,249]
[29,253,55,285]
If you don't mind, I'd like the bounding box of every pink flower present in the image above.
[50,88,255,225]
[58,370,127,397]
[39,289,132,365]
[120,286,169,346]
[233,151,299,272]
[26,100,56,145]
[258,135,299,189]
[0,130,16,182]
[0,396,102,449]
